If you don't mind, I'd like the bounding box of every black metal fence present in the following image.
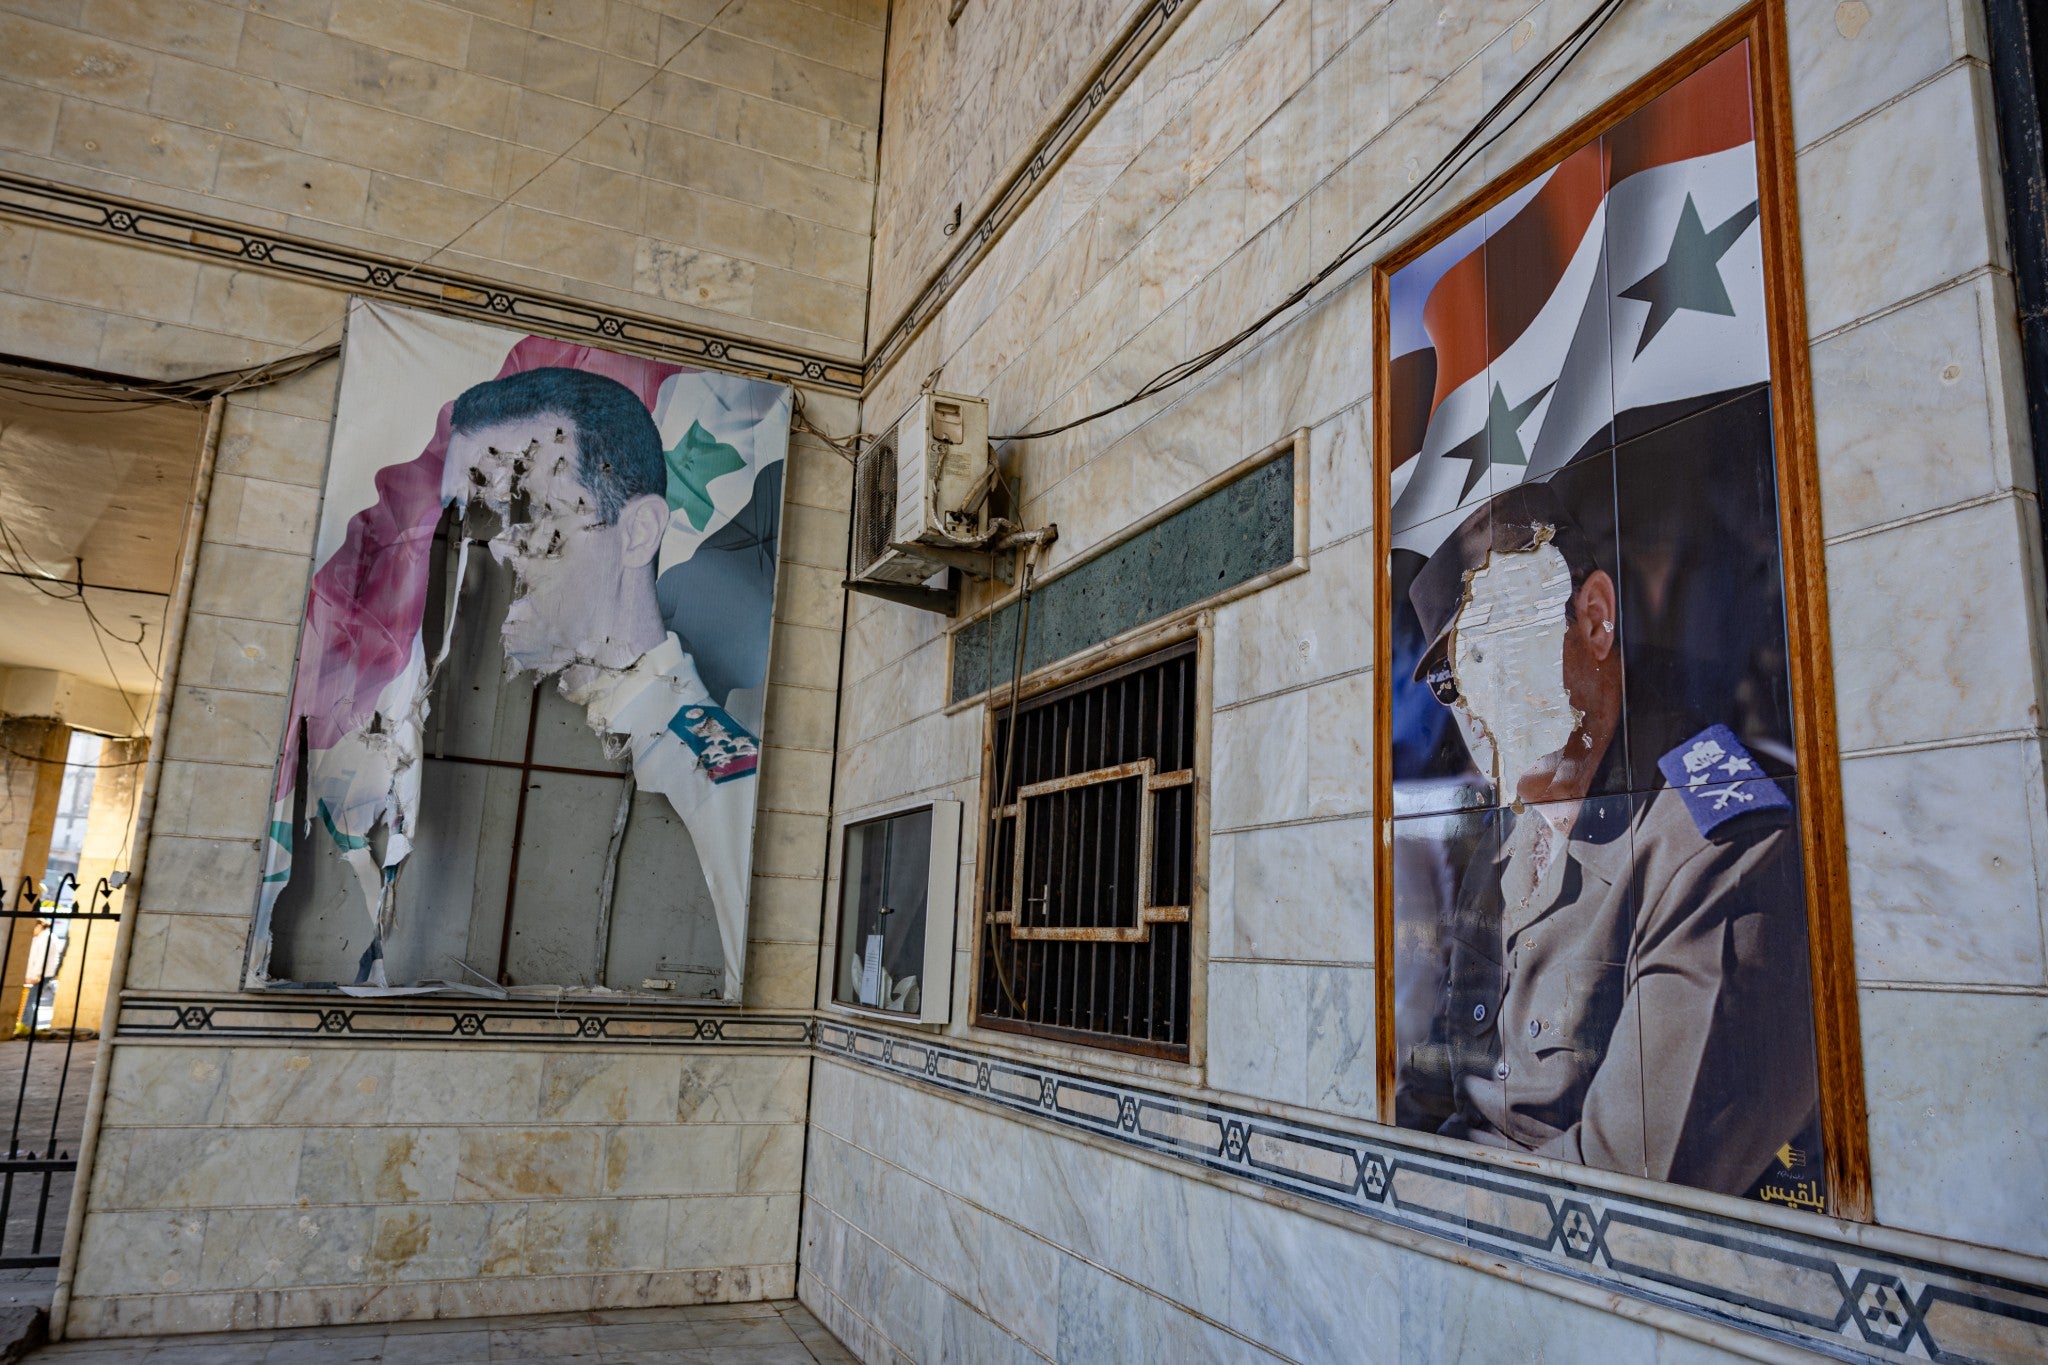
[0,873,118,1269]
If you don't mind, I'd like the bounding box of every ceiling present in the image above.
[0,365,206,700]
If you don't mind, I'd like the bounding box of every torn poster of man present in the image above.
[248,300,790,1003]
[1382,44,1827,1209]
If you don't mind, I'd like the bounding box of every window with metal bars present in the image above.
[976,640,1197,1056]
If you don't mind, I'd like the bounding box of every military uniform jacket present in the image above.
[1415,760,1821,1196]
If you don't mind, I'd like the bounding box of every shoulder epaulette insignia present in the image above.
[1656,723,1789,836]
[668,702,760,783]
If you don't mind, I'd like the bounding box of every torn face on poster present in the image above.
[249,299,791,1002]
[1382,45,1829,1209]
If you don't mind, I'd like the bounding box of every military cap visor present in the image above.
[1407,479,1598,683]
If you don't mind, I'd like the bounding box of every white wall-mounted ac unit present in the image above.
[848,391,998,610]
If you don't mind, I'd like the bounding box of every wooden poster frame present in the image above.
[1368,1,1871,1219]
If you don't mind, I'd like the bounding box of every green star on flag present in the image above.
[663,421,745,530]
[1619,193,1761,356]
[1456,381,1555,499]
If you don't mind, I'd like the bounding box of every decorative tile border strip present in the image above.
[862,0,1192,384]
[118,995,814,1049]
[816,1019,2048,1365]
[0,173,862,396]
[114,995,2048,1360]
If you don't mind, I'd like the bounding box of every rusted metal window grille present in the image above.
[977,640,1196,1056]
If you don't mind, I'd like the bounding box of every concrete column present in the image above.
[56,738,143,1036]
[0,719,69,1030]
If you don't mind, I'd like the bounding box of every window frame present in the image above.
[1368,2,1870,1218]
[969,620,1212,1066]
[827,799,962,1026]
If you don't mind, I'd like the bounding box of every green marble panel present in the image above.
[952,452,1294,703]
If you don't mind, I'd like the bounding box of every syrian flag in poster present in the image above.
[1388,44,1767,555]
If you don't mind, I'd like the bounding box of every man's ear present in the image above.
[618,493,669,568]
[1577,569,1618,662]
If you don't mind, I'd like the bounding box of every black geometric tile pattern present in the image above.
[119,996,813,1048]
[3,0,1192,403]
[107,1002,2048,1363]
[0,173,861,396]
[814,1019,2048,1365]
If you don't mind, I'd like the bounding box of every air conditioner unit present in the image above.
[848,391,999,611]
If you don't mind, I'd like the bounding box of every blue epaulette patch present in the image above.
[668,702,760,783]
[1656,724,1790,836]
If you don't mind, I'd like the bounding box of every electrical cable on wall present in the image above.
[992,0,1629,444]
[0,344,340,410]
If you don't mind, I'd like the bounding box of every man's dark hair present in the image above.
[449,367,665,523]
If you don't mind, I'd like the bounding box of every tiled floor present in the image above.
[25,1299,858,1364]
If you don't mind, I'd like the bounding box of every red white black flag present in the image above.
[1387,44,1767,556]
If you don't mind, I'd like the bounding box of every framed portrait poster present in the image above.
[1372,7,1868,1215]
[248,300,791,1004]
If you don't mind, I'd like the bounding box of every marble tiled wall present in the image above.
[0,0,886,357]
[803,1058,1772,1362]
[0,169,855,1333]
[865,0,1143,343]
[817,0,2046,1357]
[69,1044,809,1336]
[0,0,873,1339]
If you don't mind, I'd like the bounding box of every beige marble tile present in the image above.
[1211,534,1373,706]
[517,1198,670,1275]
[667,1192,800,1271]
[1796,63,2003,337]
[1219,816,1373,962]
[1307,399,1371,550]
[676,1055,810,1125]
[225,1048,395,1127]
[70,1210,207,1298]
[153,912,257,993]
[1825,497,2043,753]
[297,1127,460,1205]
[1057,1238,1289,1362]
[1211,689,1309,829]
[457,1128,602,1200]
[188,543,313,627]
[176,613,302,696]
[362,1202,496,1283]
[386,1049,542,1125]
[92,1127,301,1211]
[1221,1177,1399,1354]
[26,222,199,323]
[1311,4,1391,172]
[600,1124,740,1197]
[198,1206,377,1289]
[1382,0,1523,113]
[736,1122,805,1193]
[102,1046,230,1127]
[1784,0,1955,147]
[138,834,260,917]
[1862,986,2048,1259]
[50,97,222,195]
[1843,738,2047,987]
[1206,959,1311,1105]
[1813,273,2031,538]
[537,1053,686,1124]
[1240,279,1373,445]
[1186,0,1313,188]
[1305,962,1377,1118]
[152,760,271,841]
[163,685,289,768]
[214,405,335,489]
